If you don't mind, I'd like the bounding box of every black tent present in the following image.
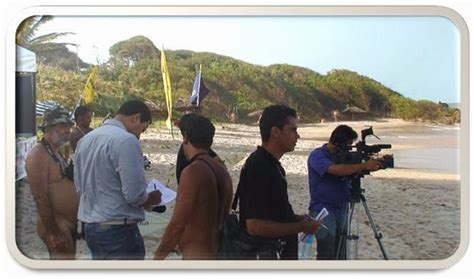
[16,45,36,136]
[16,45,37,180]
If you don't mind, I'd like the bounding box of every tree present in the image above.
[16,16,87,71]
[16,16,74,53]
[37,45,90,71]
[109,35,160,66]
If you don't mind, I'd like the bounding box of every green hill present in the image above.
[36,35,460,124]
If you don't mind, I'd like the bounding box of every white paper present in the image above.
[300,208,330,242]
[146,179,177,206]
[315,207,329,221]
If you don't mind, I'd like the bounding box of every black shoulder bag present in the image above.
[217,184,284,260]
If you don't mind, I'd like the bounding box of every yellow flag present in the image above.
[83,67,98,104]
[161,48,173,130]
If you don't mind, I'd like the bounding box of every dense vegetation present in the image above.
[34,35,460,124]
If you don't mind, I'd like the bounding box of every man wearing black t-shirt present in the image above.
[238,105,321,260]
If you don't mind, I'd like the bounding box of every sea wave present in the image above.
[424,124,460,131]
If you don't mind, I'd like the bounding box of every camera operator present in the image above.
[307,124,383,260]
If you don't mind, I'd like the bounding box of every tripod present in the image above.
[335,176,389,260]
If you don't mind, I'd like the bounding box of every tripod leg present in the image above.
[360,195,389,260]
[336,203,353,260]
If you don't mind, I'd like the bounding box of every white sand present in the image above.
[15,119,460,260]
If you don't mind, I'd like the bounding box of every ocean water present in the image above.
[366,124,460,175]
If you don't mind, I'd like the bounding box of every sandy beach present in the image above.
[15,118,461,261]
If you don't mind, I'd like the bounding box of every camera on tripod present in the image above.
[332,127,394,260]
[333,127,394,176]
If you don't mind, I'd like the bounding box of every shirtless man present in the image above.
[25,106,78,260]
[69,106,93,152]
[154,113,233,260]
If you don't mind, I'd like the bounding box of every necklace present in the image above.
[40,138,67,176]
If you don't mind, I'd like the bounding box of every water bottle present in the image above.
[299,234,315,260]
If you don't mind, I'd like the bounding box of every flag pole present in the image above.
[167,45,174,139]
[74,94,83,111]
[196,64,202,107]
[75,44,83,111]
[161,44,174,139]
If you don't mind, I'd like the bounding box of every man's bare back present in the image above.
[154,154,233,260]
[178,156,232,259]
[26,143,79,260]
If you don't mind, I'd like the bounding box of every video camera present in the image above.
[333,127,394,176]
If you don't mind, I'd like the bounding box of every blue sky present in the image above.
[38,16,461,103]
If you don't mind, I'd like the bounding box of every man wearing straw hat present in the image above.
[26,106,79,260]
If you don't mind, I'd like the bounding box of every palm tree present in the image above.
[16,15,75,53]
[16,16,90,71]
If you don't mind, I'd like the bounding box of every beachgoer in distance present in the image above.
[332,109,340,122]
[25,106,78,260]
[154,113,233,260]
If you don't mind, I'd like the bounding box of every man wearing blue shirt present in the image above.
[74,100,162,260]
[307,125,383,260]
